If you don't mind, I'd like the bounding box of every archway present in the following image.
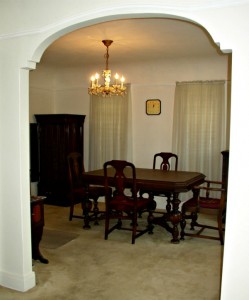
[0,7,234,295]
[28,11,230,288]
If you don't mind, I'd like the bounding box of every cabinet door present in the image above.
[35,114,85,205]
[38,122,66,197]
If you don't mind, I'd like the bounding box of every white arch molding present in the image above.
[8,6,237,297]
[29,12,228,68]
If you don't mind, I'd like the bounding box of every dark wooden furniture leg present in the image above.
[31,196,49,264]
[169,192,181,243]
[180,188,199,240]
[82,188,91,229]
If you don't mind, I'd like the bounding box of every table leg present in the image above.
[82,188,91,229]
[165,192,172,213]
[169,192,181,243]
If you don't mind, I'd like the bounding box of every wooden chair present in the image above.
[140,152,178,214]
[67,152,106,225]
[180,180,226,245]
[152,152,178,171]
[103,160,154,244]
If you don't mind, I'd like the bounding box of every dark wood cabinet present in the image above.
[35,114,85,206]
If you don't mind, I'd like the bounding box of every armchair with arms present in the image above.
[180,179,226,245]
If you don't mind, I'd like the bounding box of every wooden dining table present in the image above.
[82,168,205,243]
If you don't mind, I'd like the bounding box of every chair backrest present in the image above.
[103,160,137,205]
[67,152,85,190]
[153,152,178,171]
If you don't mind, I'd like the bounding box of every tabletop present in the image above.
[82,168,205,193]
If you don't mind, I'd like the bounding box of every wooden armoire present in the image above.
[35,114,85,206]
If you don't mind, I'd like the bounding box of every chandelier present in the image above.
[88,40,126,97]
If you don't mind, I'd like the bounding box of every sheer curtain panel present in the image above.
[172,81,228,184]
[89,87,132,170]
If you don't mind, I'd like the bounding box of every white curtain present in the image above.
[89,86,132,170]
[172,81,229,183]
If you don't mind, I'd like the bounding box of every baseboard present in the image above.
[0,269,36,292]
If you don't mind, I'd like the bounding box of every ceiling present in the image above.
[40,18,224,69]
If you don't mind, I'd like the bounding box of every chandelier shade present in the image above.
[88,40,126,97]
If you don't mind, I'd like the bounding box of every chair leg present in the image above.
[69,198,74,221]
[180,209,198,239]
[147,210,154,234]
[132,214,137,244]
[117,218,122,229]
[217,214,224,245]
[105,212,110,240]
[190,212,198,230]
[82,199,92,229]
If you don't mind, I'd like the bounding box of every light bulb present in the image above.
[121,76,125,88]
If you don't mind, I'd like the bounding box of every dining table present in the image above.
[82,168,205,243]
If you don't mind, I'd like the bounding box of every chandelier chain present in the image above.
[104,47,109,70]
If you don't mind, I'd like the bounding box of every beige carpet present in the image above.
[41,229,79,249]
[0,203,223,300]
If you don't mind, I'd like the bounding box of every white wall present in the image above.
[1,1,249,299]
[30,55,228,170]
[29,66,56,122]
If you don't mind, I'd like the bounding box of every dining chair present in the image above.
[180,180,226,245]
[103,160,154,244]
[67,152,106,225]
[139,152,178,214]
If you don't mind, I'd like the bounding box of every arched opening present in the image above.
[1,7,237,295]
[28,15,230,298]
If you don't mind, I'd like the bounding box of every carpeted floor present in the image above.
[41,229,79,249]
[0,203,224,300]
